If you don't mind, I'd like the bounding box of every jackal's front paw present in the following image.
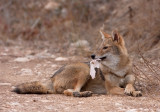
[81,91,93,97]
[125,84,142,97]
[73,91,93,97]
[124,84,135,96]
[73,92,81,97]
[64,89,73,96]
[132,91,142,97]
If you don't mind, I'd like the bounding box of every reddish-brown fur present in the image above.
[13,30,142,97]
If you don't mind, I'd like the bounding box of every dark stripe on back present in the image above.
[51,65,66,78]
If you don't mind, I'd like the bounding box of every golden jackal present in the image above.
[13,30,142,97]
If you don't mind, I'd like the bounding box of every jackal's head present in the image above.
[91,30,128,68]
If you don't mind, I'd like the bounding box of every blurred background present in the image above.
[0,0,160,103]
[0,0,160,58]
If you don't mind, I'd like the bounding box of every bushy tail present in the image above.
[12,79,54,94]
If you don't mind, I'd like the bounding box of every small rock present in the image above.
[0,83,11,86]
[125,109,137,112]
[61,8,68,18]
[115,102,122,106]
[1,52,7,55]
[70,40,89,48]
[69,40,91,56]
[55,57,68,61]
[51,55,56,58]
[40,100,50,103]
[45,105,54,110]
[8,102,22,106]
[78,101,84,104]
[14,57,30,62]
[44,1,60,11]
[19,68,33,76]
[51,64,57,68]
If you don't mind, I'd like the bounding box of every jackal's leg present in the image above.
[105,80,124,95]
[124,75,142,97]
[104,75,125,95]
[64,75,92,97]
[63,89,75,96]
[108,87,124,95]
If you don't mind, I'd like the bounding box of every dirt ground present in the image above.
[0,41,160,112]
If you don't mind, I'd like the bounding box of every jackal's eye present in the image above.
[103,46,108,49]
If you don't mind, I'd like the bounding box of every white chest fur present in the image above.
[101,54,128,77]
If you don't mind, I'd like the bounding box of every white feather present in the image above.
[90,59,100,79]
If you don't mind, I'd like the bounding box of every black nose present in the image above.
[91,54,96,59]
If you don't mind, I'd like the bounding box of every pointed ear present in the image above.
[112,30,124,45]
[112,30,120,42]
[99,30,111,40]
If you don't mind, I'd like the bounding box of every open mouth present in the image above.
[94,56,106,61]
[99,56,106,60]
[91,54,106,61]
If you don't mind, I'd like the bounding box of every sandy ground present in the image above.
[0,42,160,112]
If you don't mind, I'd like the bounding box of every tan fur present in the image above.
[97,30,142,96]
[13,30,142,97]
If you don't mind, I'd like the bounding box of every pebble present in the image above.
[0,83,11,86]
[55,57,68,61]
[14,57,30,62]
